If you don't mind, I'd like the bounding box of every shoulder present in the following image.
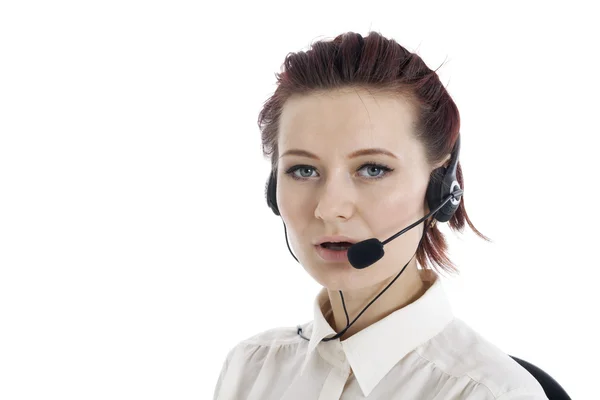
[214,322,313,399]
[417,317,547,399]
[217,321,311,381]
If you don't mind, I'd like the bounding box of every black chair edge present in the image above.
[509,355,571,400]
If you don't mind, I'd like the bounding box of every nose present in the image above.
[314,173,356,222]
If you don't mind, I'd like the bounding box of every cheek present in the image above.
[277,179,311,223]
[369,189,426,237]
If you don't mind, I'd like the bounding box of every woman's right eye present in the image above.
[285,165,318,180]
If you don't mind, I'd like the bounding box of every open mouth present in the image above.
[320,242,353,251]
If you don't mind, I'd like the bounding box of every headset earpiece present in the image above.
[425,135,462,223]
[266,170,280,216]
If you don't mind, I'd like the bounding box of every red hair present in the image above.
[257,31,490,275]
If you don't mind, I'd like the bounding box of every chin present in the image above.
[306,261,370,291]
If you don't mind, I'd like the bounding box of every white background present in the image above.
[1,1,597,399]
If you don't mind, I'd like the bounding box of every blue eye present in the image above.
[296,166,316,178]
[286,166,317,180]
[359,164,389,178]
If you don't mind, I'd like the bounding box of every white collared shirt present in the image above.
[213,278,548,399]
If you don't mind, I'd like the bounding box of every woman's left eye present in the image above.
[358,163,393,178]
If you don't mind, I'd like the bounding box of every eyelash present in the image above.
[284,161,394,181]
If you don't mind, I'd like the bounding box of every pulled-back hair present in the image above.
[257,31,490,275]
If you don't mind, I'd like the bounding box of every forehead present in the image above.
[278,88,418,152]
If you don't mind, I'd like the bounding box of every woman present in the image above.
[213,31,548,399]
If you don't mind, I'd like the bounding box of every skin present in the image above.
[276,87,450,341]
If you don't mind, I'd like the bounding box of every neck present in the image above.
[325,259,434,341]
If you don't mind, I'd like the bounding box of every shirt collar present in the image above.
[299,277,454,397]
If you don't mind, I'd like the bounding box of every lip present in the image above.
[314,244,351,263]
[314,235,359,245]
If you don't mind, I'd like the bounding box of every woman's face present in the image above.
[276,88,437,291]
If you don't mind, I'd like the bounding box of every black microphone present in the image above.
[347,189,463,269]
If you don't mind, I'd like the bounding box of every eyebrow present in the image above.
[279,148,398,160]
